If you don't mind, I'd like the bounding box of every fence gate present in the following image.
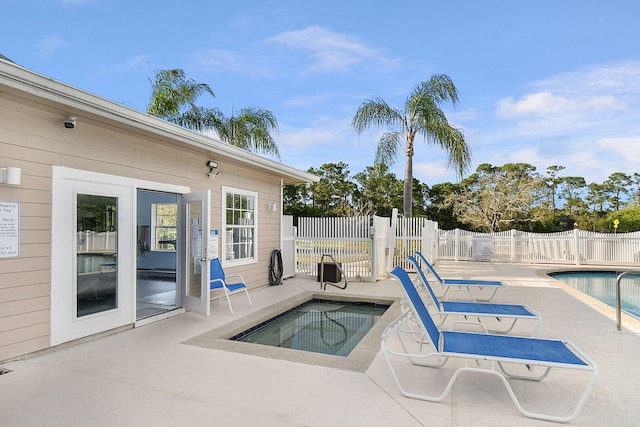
[387,209,433,272]
[281,215,296,278]
[296,216,374,281]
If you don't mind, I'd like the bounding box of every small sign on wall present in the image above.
[0,201,20,258]
[209,230,219,259]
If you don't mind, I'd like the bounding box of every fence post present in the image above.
[422,221,438,264]
[574,228,581,266]
[386,208,398,273]
[369,224,376,282]
[454,228,460,261]
[510,229,516,262]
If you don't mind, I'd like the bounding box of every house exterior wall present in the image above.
[0,86,286,361]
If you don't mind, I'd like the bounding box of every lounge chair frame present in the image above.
[382,266,598,423]
[414,251,505,302]
[407,256,542,335]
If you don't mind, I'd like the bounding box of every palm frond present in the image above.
[375,132,403,166]
[147,69,215,119]
[176,107,224,132]
[221,107,280,159]
[352,97,403,134]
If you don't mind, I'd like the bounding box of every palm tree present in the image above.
[215,107,280,159]
[147,69,223,130]
[147,69,280,159]
[352,74,470,217]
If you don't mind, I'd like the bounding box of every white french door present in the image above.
[51,174,135,345]
[180,190,211,316]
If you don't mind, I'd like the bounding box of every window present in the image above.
[151,203,177,251]
[223,187,257,265]
[76,194,118,317]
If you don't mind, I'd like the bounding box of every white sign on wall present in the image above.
[472,235,494,261]
[209,230,219,259]
[0,201,20,258]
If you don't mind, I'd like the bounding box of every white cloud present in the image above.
[459,61,640,183]
[92,55,153,76]
[275,115,384,175]
[496,92,617,118]
[279,116,351,150]
[283,94,331,109]
[266,25,400,74]
[598,137,640,158]
[195,49,250,73]
[534,61,640,99]
[34,35,70,58]
[413,161,452,183]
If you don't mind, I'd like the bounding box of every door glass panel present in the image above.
[136,190,178,321]
[187,201,203,299]
[76,194,118,317]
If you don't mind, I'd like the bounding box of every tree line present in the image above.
[284,162,640,233]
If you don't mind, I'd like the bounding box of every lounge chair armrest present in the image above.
[225,273,246,284]
[210,278,225,287]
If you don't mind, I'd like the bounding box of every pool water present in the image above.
[550,271,640,319]
[230,298,389,357]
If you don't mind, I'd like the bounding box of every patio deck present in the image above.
[1,262,639,426]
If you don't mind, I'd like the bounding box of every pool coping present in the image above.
[542,266,640,334]
[182,291,402,372]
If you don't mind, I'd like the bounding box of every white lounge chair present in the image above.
[415,251,505,302]
[382,266,598,423]
[407,255,541,335]
[210,258,253,314]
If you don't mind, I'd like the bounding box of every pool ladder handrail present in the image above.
[616,271,639,332]
[319,253,348,291]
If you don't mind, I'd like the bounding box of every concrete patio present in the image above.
[1,262,639,426]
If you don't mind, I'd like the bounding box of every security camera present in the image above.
[63,116,76,129]
[207,160,218,169]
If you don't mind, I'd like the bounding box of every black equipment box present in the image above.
[317,262,342,283]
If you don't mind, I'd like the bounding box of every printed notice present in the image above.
[472,235,494,261]
[209,230,219,259]
[0,201,20,258]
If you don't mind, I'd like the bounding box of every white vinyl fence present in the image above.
[287,212,640,282]
[295,216,373,281]
[433,229,640,266]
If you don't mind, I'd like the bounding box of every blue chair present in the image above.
[210,258,253,314]
[415,251,505,302]
[407,256,541,335]
[383,266,597,423]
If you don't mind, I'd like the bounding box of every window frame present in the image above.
[151,202,178,252]
[222,186,258,267]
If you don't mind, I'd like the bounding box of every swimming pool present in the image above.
[230,298,389,356]
[549,271,640,319]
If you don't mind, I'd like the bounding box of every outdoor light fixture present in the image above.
[0,167,21,185]
[63,116,76,129]
[207,160,220,179]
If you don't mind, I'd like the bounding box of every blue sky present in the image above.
[3,0,639,186]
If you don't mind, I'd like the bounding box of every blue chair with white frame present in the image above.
[210,258,253,314]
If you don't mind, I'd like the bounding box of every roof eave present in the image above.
[0,59,319,184]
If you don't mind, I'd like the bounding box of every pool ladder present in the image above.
[615,271,639,332]
[319,254,348,291]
